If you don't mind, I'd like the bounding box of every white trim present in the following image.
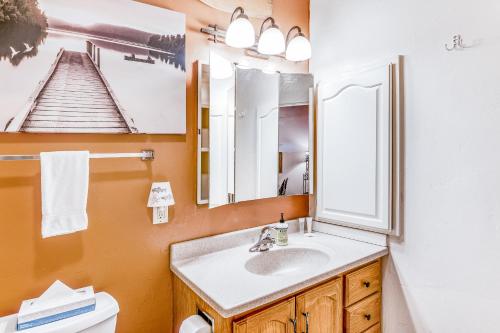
[313,221,388,247]
[308,87,315,195]
[196,61,210,205]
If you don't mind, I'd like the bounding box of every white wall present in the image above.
[310,0,500,332]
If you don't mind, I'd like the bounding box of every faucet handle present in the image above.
[259,226,272,240]
[249,226,276,252]
[259,237,274,251]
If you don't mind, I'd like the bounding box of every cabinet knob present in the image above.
[363,281,370,288]
[364,314,371,321]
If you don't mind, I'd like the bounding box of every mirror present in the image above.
[206,52,313,208]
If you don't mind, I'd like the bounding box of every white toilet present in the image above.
[0,292,119,333]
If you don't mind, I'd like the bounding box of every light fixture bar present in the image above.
[200,24,226,42]
[200,24,286,60]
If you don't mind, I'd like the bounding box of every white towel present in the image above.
[40,151,89,238]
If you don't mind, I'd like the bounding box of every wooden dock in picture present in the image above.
[6,46,137,133]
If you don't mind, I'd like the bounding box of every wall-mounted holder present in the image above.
[445,34,472,51]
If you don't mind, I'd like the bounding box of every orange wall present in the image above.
[0,1,310,332]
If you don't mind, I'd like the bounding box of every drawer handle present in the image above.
[363,281,371,288]
[290,318,297,333]
[364,314,371,321]
[302,312,310,333]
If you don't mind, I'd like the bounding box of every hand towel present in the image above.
[40,151,89,238]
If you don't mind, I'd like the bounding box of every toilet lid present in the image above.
[0,292,119,333]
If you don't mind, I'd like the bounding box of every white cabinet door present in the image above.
[235,68,280,202]
[209,52,235,208]
[316,59,402,233]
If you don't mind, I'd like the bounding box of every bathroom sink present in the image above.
[245,248,330,277]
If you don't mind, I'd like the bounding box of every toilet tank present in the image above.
[0,292,119,333]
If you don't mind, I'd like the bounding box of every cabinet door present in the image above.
[234,298,296,333]
[296,278,343,333]
[209,51,235,208]
[316,57,402,235]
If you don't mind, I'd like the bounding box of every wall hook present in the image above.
[445,34,471,51]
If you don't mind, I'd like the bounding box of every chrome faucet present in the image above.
[249,226,275,252]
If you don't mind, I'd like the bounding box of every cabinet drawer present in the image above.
[345,292,381,333]
[345,261,381,306]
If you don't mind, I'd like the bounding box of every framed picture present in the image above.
[0,0,186,134]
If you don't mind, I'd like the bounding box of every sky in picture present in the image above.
[38,0,185,35]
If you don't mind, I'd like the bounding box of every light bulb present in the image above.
[258,26,285,55]
[225,16,255,48]
[285,34,311,61]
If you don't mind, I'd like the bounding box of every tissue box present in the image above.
[17,281,96,330]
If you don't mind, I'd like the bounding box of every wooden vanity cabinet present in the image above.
[173,259,383,333]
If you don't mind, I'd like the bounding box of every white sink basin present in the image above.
[245,248,330,277]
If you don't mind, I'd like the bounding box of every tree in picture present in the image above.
[0,0,48,66]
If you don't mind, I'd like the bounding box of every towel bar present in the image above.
[0,150,154,161]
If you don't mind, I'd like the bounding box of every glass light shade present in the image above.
[225,17,255,48]
[286,35,312,61]
[257,27,285,55]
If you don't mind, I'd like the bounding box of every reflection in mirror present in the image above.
[209,51,235,208]
[278,74,314,196]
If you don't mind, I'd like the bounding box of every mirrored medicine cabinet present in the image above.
[197,52,314,208]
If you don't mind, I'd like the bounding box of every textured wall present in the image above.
[0,1,310,332]
[311,0,500,331]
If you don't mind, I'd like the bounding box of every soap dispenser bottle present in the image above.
[275,213,288,246]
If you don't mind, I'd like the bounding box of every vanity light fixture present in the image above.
[225,7,255,48]
[285,26,312,61]
[257,17,285,55]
